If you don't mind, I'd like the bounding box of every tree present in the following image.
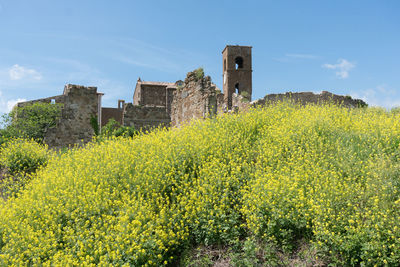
[0,102,62,143]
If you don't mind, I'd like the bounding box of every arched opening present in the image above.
[224,59,227,71]
[235,83,240,94]
[235,57,243,69]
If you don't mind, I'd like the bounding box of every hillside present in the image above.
[1,102,400,266]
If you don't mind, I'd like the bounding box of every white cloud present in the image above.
[6,98,26,112]
[322,59,355,79]
[9,64,42,81]
[350,85,400,109]
[0,90,26,113]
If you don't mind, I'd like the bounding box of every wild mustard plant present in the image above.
[0,102,400,265]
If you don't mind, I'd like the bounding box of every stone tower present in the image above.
[222,45,252,109]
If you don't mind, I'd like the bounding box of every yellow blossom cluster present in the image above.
[1,102,400,265]
[0,138,51,175]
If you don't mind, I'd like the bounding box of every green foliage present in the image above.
[100,118,120,136]
[194,67,205,81]
[0,102,62,143]
[240,91,250,99]
[100,118,138,138]
[0,138,51,175]
[0,138,52,200]
[90,116,100,136]
[391,106,400,115]
[0,131,8,146]
[0,173,34,200]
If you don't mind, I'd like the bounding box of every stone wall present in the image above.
[15,74,368,149]
[44,84,101,148]
[17,95,66,107]
[231,93,251,112]
[170,71,220,127]
[141,85,167,107]
[123,104,170,130]
[17,84,101,148]
[101,107,123,126]
[253,91,367,108]
[166,87,175,116]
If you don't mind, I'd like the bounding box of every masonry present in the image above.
[16,45,367,148]
[17,84,103,148]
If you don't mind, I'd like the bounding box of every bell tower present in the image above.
[222,45,252,109]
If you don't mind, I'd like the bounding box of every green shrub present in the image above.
[1,102,62,143]
[240,91,250,99]
[1,103,400,265]
[0,138,51,175]
[391,106,400,115]
[100,119,139,138]
[100,118,120,136]
[0,173,35,200]
[90,116,100,136]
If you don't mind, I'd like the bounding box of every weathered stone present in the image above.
[170,71,221,127]
[15,45,368,149]
[18,84,102,148]
[255,91,367,108]
[222,45,252,109]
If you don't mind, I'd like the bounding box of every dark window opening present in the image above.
[224,59,227,71]
[235,57,243,69]
[235,83,240,94]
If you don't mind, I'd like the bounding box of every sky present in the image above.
[0,0,399,114]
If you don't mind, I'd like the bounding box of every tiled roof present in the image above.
[138,81,177,87]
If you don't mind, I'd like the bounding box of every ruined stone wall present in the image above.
[216,93,226,114]
[170,72,219,127]
[133,85,141,105]
[231,93,251,112]
[43,85,101,148]
[166,87,175,116]
[123,104,170,130]
[17,95,66,107]
[141,85,167,106]
[253,91,367,108]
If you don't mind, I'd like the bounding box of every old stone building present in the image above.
[16,45,366,148]
[17,84,103,148]
[222,45,252,109]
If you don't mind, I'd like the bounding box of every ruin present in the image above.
[222,45,252,109]
[16,45,367,148]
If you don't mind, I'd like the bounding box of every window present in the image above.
[118,100,125,109]
[51,99,56,104]
[235,83,240,94]
[224,59,227,71]
[235,57,243,69]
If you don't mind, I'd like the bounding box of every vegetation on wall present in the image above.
[89,116,100,136]
[0,102,62,144]
[1,102,400,265]
[194,67,205,81]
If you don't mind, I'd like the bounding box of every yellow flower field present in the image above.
[1,102,400,265]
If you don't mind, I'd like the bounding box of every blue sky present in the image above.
[0,0,399,113]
